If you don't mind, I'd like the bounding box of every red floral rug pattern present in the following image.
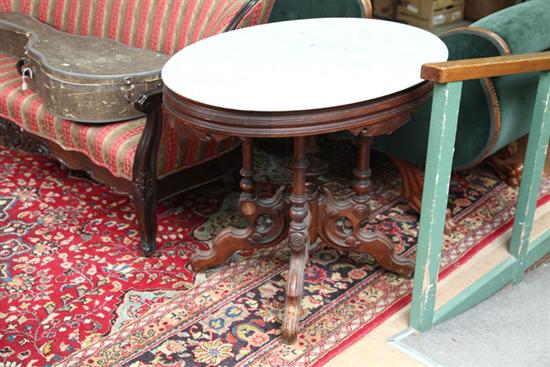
[1,141,549,367]
[0,145,215,367]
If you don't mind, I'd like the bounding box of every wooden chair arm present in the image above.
[421,51,550,83]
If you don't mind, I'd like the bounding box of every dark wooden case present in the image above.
[0,12,168,123]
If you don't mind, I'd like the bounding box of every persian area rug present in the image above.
[1,140,549,367]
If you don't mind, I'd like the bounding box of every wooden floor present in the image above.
[325,187,550,367]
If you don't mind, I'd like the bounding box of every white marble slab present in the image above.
[162,18,448,112]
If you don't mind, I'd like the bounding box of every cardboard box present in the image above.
[373,0,395,19]
[397,0,464,28]
[398,0,456,19]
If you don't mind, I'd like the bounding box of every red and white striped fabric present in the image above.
[0,0,274,179]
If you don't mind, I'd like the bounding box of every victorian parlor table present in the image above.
[162,18,448,343]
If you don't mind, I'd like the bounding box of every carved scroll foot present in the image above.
[282,239,308,344]
[355,231,415,276]
[192,227,253,271]
[192,138,289,271]
[191,186,288,272]
[319,189,415,277]
[486,141,523,187]
[389,155,455,233]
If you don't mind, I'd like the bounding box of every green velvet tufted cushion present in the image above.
[374,0,550,169]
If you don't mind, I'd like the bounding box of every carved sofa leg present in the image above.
[486,139,524,187]
[132,89,163,256]
[0,117,49,155]
[389,156,455,232]
[133,175,158,256]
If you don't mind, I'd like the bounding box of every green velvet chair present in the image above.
[373,0,550,219]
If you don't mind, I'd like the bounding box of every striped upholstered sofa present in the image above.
[0,0,274,255]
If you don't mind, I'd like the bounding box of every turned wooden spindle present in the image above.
[239,138,255,201]
[353,130,373,203]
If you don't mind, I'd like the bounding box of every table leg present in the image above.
[282,136,311,344]
[318,130,415,276]
[191,138,288,272]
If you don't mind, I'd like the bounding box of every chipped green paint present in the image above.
[410,82,463,331]
[409,71,550,334]
[526,228,550,268]
[509,70,550,282]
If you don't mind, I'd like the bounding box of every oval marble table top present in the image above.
[162,18,448,112]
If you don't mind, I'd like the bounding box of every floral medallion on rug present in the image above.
[1,140,549,367]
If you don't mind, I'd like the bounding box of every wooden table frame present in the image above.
[163,81,434,343]
[410,51,550,331]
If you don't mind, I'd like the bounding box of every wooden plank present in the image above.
[526,229,550,269]
[421,51,550,83]
[509,71,550,281]
[432,257,517,326]
[410,81,463,331]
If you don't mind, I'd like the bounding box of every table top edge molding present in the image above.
[163,82,433,139]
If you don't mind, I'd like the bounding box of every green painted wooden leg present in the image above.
[410,82,463,332]
[510,71,550,282]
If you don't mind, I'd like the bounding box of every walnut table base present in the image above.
[191,133,415,344]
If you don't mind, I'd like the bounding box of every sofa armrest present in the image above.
[134,88,162,114]
[421,51,550,83]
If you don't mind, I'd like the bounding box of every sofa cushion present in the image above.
[0,53,239,180]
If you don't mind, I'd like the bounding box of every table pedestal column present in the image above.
[282,137,311,344]
[191,133,415,344]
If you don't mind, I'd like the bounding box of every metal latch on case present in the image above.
[21,66,33,91]
[121,77,136,102]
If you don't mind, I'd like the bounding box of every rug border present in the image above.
[311,193,550,367]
